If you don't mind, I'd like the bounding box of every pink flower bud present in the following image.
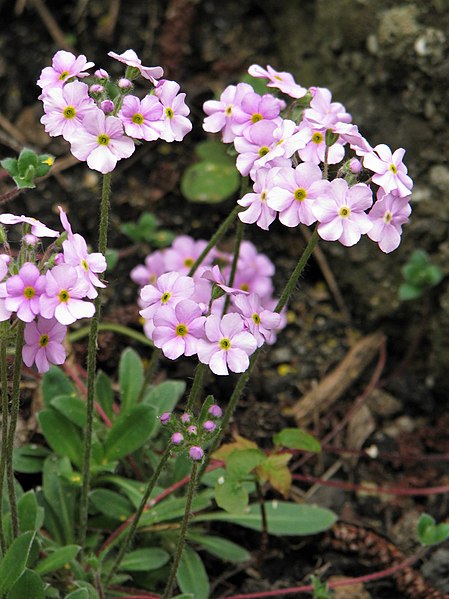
[181,413,191,424]
[187,425,197,435]
[349,158,362,174]
[171,432,184,445]
[208,404,222,418]
[24,234,38,247]
[100,99,114,113]
[160,412,171,425]
[203,420,216,432]
[189,446,204,461]
[90,84,104,94]
[118,78,132,89]
[94,69,109,79]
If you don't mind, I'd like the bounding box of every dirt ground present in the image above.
[1,1,449,597]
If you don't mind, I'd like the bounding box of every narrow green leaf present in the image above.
[187,531,250,562]
[0,531,35,594]
[41,365,76,407]
[42,456,76,544]
[119,347,144,410]
[143,380,186,415]
[17,490,38,533]
[176,545,209,598]
[95,371,114,420]
[90,489,133,521]
[104,404,157,461]
[7,569,45,599]
[196,501,337,536]
[50,395,87,428]
[65,590,89,599]
[35,545,81,575]
[120,547,170,571]
[273,428,321,453]
[38,410,83,467]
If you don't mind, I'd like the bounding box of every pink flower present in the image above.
[296,124,345,165]
[203,82,254,143]
[201,265,250,296]
[231,91,283,137]
[40,264,95,325]
[0,255,10,281]
[234,120,289,178]
[108,49,163,84]
[197,313,257,375]
[155,80,192,142]
[0,214,59,238]
[238,167,277,231]
[131,251,167,287]
[189,446,204,461]
[234,293,281,347]
[164,235,209,275]
[5,262,46,322]
[312,180,373,247]
[267,162,328,227]
[119,94,164,141]
[248,64,307,99]
[152,299,206,359]
[69,109,135,173]
[22,317,67,373]
[303,87,351,130]
[41,80,96,141]
[230,241,274,300]
[363,144,413,198]
[367,191,412,253]
[37,50,94,91]
[139,272,195,322]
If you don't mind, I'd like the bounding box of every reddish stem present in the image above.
[219,552,421,598]
[292,473,449,496]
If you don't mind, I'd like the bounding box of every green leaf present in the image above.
[42,456,76,544]
[13,444,51,473]
[41,366,76,407]
[0,531,35,594]
[187,531,250,562]
[139,494,212,528]
[143,380,186,415]
[38,409,83,467]
[95,370,114,420]
[399,282,423,301]
[172,595,194,599]
[256,453,292,497]
[18,490,40,533]
[35,545,81,575]
[176,545,209,598]
[119,347,144,410]
[120,547,170,571]
[273,428,321,453]
[99,475,148,509]
[90,489,134,521]
[195,140,235,165]
[65,590,89,599]
[0,157,18,176]
[417,513,449,546]
[104,404,157,461]
[7,569,45,599]
[50,395,87,428]
[214,477,248,514]
[181,161,240,204]
[196,501,337,536]
[227,448,266,479]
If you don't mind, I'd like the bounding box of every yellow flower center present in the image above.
[165,107,174,119]
[183,257,194,268]
[39,334,49,347]
[219,337,231,350]
[240,283,249,292]
[58,70,70,81]
[252,313,261,325]
[176,324,188,337]
[58,289,70,302]
[294,188,307,202]
[251,113,263,123]
[81,259,89,271]
[389,163,398,174]
[260,191,267,202]
[23,286,35,299]
[339,206,351,218]
[225,105,233,116]
[161,292,171,304]
[384,210,393,224]
[97,134,110,146]
[63,106,76,119]
[132,113,144,124]
[311,132,323,144]
[258,146,270,157]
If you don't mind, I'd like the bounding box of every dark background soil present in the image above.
[1,1,449,597]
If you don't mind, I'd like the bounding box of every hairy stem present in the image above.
[0,324,9,552]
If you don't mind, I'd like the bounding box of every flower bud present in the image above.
[171,432,184,445]
[100,99,114,114]
[203,420,216,432]
[118,78,132,89]
[89,84,104,94]
[181,413,191,424]
[160,412,171,425]
[208,404,222,418]
[94,69,109,79]
[24,234,38,247]
[187,425,197,435]
[349,158,362,174]
[189,446,204,461]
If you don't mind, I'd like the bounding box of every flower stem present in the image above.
[104,446,171,584]
[5,320,25,539]
[185,362,207,412]
[79,172,111,549]
[163,461,198,599]
[0,324,9,552]
[188,205,242,277]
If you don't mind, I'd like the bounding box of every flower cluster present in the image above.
[160,403,223,461]
[203,64,413,253]
[0,208,106,372]
[38,49,192,174]
[132,236,284,375]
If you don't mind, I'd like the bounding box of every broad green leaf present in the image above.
[417,513,449,546]
[212,435,257,461]
[187,531,250,562]
[120,547,170,571]
[256,453,292,497]
[119,347,144,410]
[215,478,248,514]
[7,569,45,599]
[95,371,114,420]
[18,490,39,533]
[90,489,134,521]
[42,456,76,544]
[0,531,35,594]
[50,395,87,428]
[143,380,186,415]
[139,494,212,528]
[273,428,321,453]
[399,282,422,301]
[65,590,89,599]
[69,582,99,599]
[35,545,81,575]
[176,545,209,598]
[13,444,50,473]
[99,475,149,509]
[41,365,76,407]
[38,410,83,467]
[181,161,240,204]
[195,140,235,165]
[172,595,194,599]
[196,501,337,536]
[104,404,157,461]
[227,448,265,479]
